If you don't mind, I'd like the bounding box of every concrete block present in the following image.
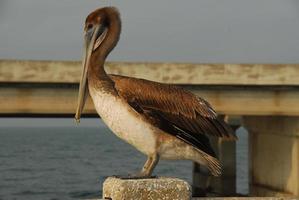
[196,198,298,200]
[102,177,191,200]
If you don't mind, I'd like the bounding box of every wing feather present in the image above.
[110,75,237,155]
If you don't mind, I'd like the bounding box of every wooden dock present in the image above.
[1,60,298,198]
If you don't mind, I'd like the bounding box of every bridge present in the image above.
[1,60,298,198]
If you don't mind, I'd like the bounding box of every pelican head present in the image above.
[75,7,121,123]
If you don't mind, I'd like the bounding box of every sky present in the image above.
[0,2,271,190]
[1,0,299,126]
[1,0,299,63]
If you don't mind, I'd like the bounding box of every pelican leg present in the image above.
[114,154,159,179]
[139,153,160,177]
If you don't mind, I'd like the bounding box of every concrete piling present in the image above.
[102,177,192,200]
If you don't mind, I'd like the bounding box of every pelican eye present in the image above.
[87,24,93,30]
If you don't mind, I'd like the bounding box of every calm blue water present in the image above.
[0,119,248,200]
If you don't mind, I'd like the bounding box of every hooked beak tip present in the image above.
[74,117,80,124]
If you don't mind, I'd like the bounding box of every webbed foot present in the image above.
[111,174,157,179]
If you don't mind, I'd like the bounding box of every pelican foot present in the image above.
[110,174,157,180]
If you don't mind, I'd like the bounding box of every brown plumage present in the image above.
[75,6,237,178]
[110,74,236,157]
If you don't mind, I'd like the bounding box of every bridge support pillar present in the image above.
[192,116,240,197]
[243,116,299,197]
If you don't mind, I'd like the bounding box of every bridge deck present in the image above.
[1,60,299,116]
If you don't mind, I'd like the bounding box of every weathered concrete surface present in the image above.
[102,177,191,200]
[2,60,299,85]
[243,116,299,197]
[195,198,298,200]
[90,197,298,200]
[2,86,299,116]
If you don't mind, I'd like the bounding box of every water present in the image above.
[0,119,248,200]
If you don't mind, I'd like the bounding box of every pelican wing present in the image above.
[110,75,236,156]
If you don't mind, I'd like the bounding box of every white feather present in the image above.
[89,87,157,155]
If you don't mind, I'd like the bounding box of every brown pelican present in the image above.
[75,7,236,178]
